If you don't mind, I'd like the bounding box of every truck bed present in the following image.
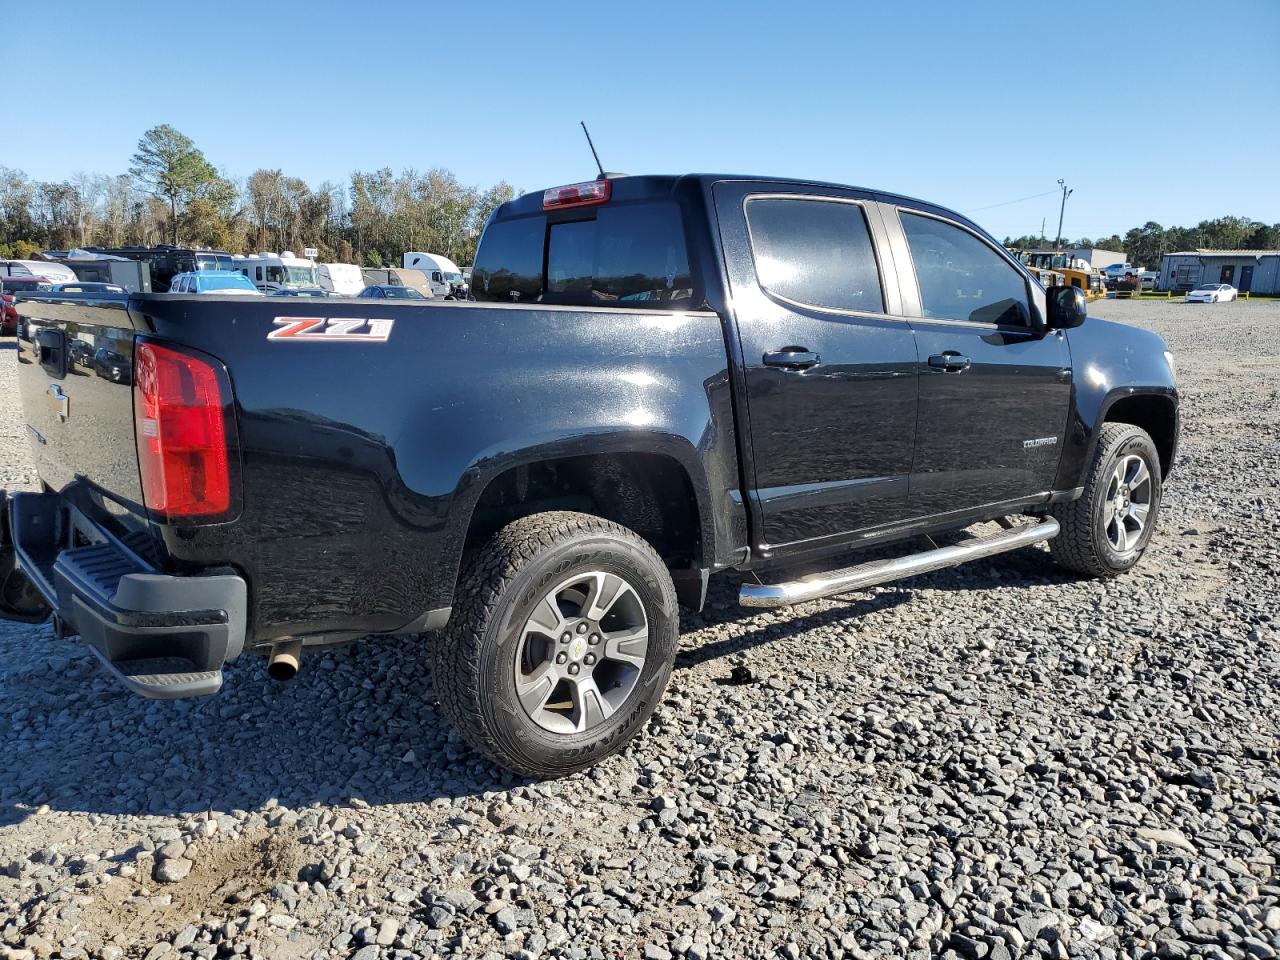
[13,293,740,648]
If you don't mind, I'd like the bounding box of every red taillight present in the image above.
[543,179,611,210]
[133,341,237,521]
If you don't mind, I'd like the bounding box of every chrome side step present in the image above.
[740,517,1060,609]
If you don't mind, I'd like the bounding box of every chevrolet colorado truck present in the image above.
[1,174,1179,777]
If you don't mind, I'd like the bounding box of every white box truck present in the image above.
[402,252,466,298]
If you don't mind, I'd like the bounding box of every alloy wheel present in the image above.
[513,571,649,735]
[1103,454,1153,553]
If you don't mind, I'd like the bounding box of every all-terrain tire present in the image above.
[1050,422,1163,577]
[432,511,679,777]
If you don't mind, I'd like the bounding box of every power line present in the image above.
[962,188,1061,214]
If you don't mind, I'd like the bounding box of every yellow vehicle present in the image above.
[1018,250,1106,300]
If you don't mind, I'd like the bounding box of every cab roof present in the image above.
[494,173,985,236]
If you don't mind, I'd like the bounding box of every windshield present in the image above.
[196,254,235,271]
[444,272,463,284]
[284,266,316,285]
[383,286,427,299]
[202,275,255,291]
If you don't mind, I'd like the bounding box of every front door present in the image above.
[713,183,919,553]
[890,208,1073,516]
[1239,265,1254,292]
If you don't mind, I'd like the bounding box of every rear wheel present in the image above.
[432,511,678,777]
[1050,422,1162,577]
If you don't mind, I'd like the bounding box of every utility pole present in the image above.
[1040,218,1046,245]
[1054,179,1073,250]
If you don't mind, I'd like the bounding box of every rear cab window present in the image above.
[472,195,694,309]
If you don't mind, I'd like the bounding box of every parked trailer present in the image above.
[1,260,77,284]
[317,263,365,296]
[233,252,318,292]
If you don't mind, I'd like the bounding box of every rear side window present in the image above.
[745,197,883,313]
[901,212,1030,326]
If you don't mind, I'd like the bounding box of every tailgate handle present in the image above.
[46,384,69,422]
[35,328,67,378]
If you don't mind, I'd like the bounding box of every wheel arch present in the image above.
[446,434,717,608]
[1100,390,1179,479]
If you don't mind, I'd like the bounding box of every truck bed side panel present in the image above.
[15,295,741,645]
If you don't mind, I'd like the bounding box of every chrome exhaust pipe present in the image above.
[267,638,302,682]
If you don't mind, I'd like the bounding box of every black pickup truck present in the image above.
[2,174,1178,776]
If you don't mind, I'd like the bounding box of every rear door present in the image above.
[713,181,919,554]
[884,206,1072,515]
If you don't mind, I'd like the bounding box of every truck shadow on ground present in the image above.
[0,547,1075,827]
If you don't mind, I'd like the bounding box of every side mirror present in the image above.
[1047,285,1087,329]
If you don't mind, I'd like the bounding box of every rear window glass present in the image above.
[745,197,883,313]
[471,216,546,304]
[549,204,693,306]
[472,203,694,308]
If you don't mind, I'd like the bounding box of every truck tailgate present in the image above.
[15,294,144,509]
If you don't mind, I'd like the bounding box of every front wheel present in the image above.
[1050,422,1163,577]
[432,511,679,777]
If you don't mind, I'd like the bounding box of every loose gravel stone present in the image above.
[1,301,1278,958]
[152,858,192,884]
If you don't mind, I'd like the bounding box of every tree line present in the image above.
[4,124,1277,272]
[0,125,516,268]
[1003,216,1280,269]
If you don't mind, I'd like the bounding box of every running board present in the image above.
[740,517,1059,609]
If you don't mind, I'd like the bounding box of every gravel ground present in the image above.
[1,301,1277,960]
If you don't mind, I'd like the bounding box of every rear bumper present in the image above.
[2,490,246,698]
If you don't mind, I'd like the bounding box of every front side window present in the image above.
[744,197,883,313]
[901,212,1029,325]
[266,266,285,284]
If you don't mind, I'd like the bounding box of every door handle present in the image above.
[763,348,820,370]
[927,352,971,373]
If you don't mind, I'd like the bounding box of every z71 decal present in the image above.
[268,316,394,342]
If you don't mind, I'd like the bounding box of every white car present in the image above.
[1184,283,1237,303]
[1103,262,1142,280]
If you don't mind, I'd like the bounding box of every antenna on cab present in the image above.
[580,122,606,180]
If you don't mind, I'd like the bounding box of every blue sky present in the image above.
[9,0,1279,242]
